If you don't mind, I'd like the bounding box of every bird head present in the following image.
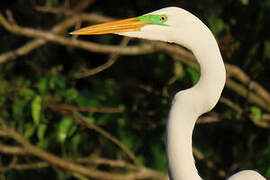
[70,7,201,46]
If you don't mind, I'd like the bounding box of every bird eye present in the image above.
[160,15,167,22]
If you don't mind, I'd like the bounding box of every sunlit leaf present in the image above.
[31,96,42,125]
[250,106,262,121]
[57,117,75,143]
[37,123,47,141]
[174,61,185,79]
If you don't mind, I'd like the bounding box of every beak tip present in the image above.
[69,31,75,35]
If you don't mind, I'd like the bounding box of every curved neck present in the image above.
[167,26,226,180]
[167,104,201,180]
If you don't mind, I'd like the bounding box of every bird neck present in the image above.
[167,104,202,180]
[167,26,226,180]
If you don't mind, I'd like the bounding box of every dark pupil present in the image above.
[161,16,166,21]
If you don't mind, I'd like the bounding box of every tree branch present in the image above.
[0,13,154,56]
[226,79,270,112]
[74,37,130,78]
[0,117,167,180]
[0,10,269,113]
[0,144,27,155]
[48,103,124,113]
[73,112,140,166]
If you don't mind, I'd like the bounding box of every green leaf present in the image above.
[71,134,81,152]
[121,136,133,149]
[187,65,200,85]
[250,106,262,121]
[57,117,75,143]
[0,96,6,107]
[119,104,125,111]
[240,0,249,5]
[23,123,36,139]
[31,96,43,125]
[50,75,65,90]
[37,138,49,149]
[76,92,100,107]
[12,100,27,120]
[151,144,167,173]
[98,114,112,124]
[174,61,185,79]
[248,43,259,57]
[46,0,59,8]
[118,118,126,127]
[37,123,47,140]
[36,77,48,95]
[208,14,229,36]
[208,15,228,36]
[137,155,146,165]
[266,168,270,176]
[85,116,95,124]
[19,88,35,99]
[65,88,78,100]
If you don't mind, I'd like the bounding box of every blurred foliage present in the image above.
[0,0,270,180]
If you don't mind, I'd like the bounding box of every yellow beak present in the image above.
[70,18,150,35]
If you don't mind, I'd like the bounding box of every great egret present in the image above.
[71,7,266,180]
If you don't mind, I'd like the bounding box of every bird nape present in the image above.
[71,7,266,180]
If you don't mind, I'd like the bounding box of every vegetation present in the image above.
[0,0,269,179]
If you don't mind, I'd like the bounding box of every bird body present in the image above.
[71,7,266,180]
[227,170,266,180]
